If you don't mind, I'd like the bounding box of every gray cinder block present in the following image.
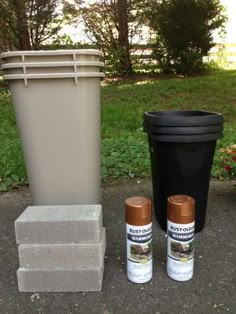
[15,205,102,244]
[17,267,104,292]
[19,228,106,268]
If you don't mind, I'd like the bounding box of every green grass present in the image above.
[0,70,236,190]
[101,70,236,181]
[0,89,27,191]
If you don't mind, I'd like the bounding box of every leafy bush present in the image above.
[213,144,236,180]
[147,0,227,74]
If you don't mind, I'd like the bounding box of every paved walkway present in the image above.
[0,179,235,313]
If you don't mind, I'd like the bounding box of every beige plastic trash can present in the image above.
[0,50,104,205]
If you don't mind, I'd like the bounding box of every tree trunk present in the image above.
[117,0,132,75]
[14,0,31,50]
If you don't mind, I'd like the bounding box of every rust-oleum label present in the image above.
[126,223,152,283]
[167,220,194,281]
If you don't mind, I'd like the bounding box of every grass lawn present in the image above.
[0,70,236,190]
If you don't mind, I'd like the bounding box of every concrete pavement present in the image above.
[0,179,235,313]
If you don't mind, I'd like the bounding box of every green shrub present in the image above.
[212,124,236,180]
[147,0,227,74]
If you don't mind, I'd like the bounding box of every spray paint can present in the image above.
[125,196,152,283]
[167,195,195,281]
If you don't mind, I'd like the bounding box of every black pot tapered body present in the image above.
[144,110,223,233]
[149,139,216,232]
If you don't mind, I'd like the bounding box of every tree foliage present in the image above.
[81,0,133,75]
[146,0,227,74]
[26,0,63,49]
[0,0,63,51]
[0,0,229,76]
[64,0,146,75]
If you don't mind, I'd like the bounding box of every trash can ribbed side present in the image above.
[1,50,104,205]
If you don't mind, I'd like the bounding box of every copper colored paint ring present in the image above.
[167,195,195,224]
[125,196,151,226]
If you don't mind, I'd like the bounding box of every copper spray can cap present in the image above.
[125,196,151,226]
[167,195,195,224]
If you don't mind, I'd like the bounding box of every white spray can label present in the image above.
[126,222,152,283]
[167,220,194,281]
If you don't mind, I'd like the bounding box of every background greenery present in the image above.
[146,0,227,74]
[0,0,228,75]
[0,69,235,191]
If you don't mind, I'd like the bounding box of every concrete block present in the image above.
[17,267,104,292]
[19,228,106,268]
[15,205,102,244]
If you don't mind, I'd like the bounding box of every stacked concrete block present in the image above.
[15,205,106,292]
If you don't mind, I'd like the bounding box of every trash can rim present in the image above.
[1,61,104,70]
[3,72,105,81]
[0,49,103,59]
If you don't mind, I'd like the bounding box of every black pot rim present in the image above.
[143,124,223,135]
[144,110,223,127]
[147,132,223,143]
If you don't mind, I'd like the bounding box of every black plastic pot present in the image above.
[143,110,223,233]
